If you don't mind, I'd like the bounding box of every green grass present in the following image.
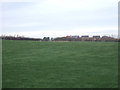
[2,40,118,88]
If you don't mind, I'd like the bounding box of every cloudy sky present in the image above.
[1,0,119,38]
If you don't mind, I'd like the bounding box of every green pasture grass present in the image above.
[2,40,118,88]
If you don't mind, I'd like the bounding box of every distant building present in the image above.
[102,36,109,39]
[88,37,94,41]
[101,36,115,42]
[101,36,109,41]
[93,35,100,41]
[72,35,79,38]
[81,35,89,41]
[81,35,89,38]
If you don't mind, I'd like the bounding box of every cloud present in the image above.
[1,0,119,38]
[3,22,48,28]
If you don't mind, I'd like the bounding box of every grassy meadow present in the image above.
[2,40,118,88]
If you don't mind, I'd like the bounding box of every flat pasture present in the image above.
[2,40,118,88]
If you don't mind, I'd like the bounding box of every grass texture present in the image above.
[2,40,118,88]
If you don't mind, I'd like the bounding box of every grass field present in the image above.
[2,40,118,88]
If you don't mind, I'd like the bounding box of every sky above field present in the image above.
[1,0,119,38]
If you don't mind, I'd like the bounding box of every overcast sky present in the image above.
[1,0,119,38]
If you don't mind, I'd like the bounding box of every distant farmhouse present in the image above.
[72,35,79,38]
[81,35,89,41]
[93,36,101,41]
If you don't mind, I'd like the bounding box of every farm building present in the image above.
[93,35,101,41]
[81,35,89,41]
[101,36,116,42]
[72,35,79,38]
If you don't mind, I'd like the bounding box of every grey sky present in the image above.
[1,0,119,38]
